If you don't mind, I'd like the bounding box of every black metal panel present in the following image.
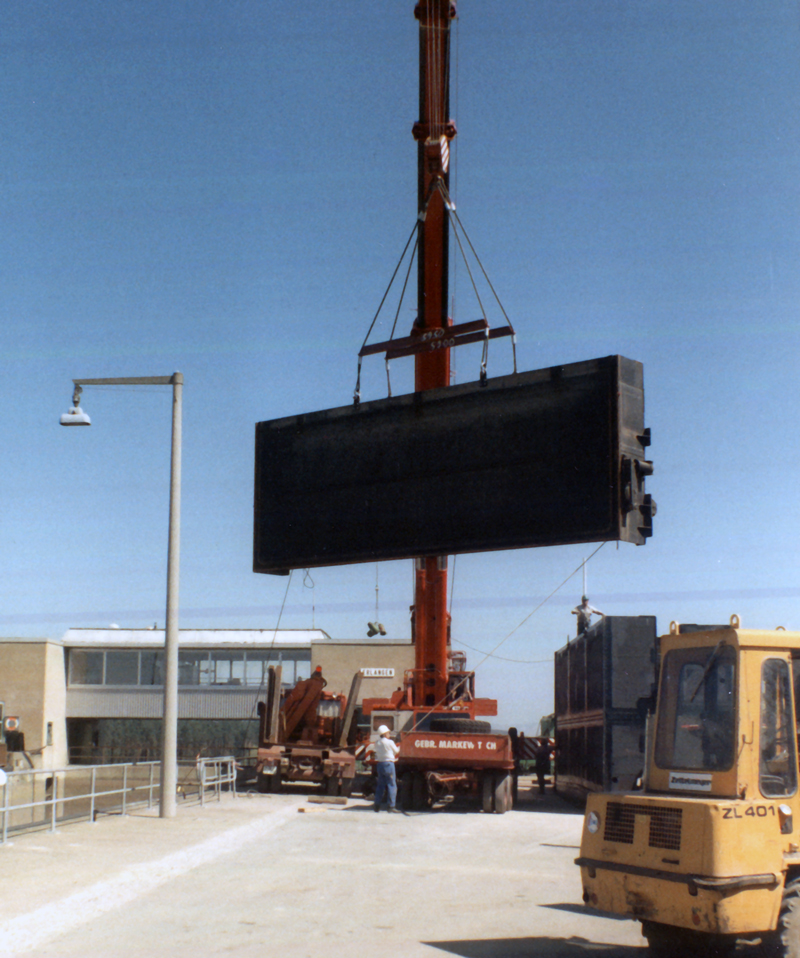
[254,355,651,574]
[553,615,657,798]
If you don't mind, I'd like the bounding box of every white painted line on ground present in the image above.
[0,804,298,956]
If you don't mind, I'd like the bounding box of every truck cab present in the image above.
[577,616,800,957]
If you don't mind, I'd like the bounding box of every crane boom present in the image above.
[411,0,457,710]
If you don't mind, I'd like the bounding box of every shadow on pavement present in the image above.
[423,935,643,956]
[543,904,631,922]
[512,789,585,816]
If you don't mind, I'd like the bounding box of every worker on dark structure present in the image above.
[534,738,552,795]
[373,725,400,812]
[572,596,604,635]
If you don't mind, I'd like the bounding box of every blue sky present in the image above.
[3,1,799,730]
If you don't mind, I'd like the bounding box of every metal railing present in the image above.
[0,757,236,845]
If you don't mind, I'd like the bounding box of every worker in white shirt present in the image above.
[373,724,400,812]
[572,595,604,636]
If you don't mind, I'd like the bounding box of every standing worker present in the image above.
[373,725,400,812]
[572,595,604,636]
[534,738,553,795]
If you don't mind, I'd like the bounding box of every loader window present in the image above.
[655,644,736,771]
[760,659,797,798]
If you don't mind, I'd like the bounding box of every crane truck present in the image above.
[577,615,800,957]
[255,665,362,797]
[354,0,516,813]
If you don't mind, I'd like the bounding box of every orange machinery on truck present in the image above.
[358,0,515,813]
[255,665,362,797]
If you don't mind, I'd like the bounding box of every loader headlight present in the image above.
[586,811,600,834]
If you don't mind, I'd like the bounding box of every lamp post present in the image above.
[61,373,183,819]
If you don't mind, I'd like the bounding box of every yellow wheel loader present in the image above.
[577,615,800,957]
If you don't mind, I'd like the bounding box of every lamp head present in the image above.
[60,406,91,426]
[60,384,91,425]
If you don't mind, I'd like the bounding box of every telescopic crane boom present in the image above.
[411,0,457,712]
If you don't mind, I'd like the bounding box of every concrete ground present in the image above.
[0,778,648,958]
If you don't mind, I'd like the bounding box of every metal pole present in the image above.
[2,778,8,844]
[66,373,183,820]
[50,775,57,833]
[159,372,182,818]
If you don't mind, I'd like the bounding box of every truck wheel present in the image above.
[642,921,736,958]
[493,771,511,814]
[482,772,494,813]
[399,771,414,810]
[768,875,800,958]
[267,771,282,794]
[429,718,492,734]
[411,771,428,810]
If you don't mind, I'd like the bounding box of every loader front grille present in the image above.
[603,802,682,851]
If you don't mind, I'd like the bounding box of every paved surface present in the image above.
[0,780,647,958]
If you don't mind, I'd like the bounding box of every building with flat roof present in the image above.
[0,628,414,768]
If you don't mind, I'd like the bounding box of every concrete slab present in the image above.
[0,781,647,958]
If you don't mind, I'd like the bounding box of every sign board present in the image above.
[254,356,653,574]
[362,668,395,678]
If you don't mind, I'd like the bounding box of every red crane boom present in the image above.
[411,0,457,711]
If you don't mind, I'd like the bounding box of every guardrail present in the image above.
[0,757,236,845]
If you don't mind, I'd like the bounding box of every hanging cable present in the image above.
[408,541,609,730]
[436,178,519,375]
[389,233,419,343]
[474,542,609,667]
[302,568,315,630]
[242,570,295,738]
[354,219,419,404]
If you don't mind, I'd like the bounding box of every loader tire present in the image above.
[429,718,492,734]
[765,875,800,958]
[642,921,736,958]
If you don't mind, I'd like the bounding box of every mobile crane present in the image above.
[577,615,800,957]
[358,0,516,813]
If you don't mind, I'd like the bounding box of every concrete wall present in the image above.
[0,640,68,770]
[311,641,415,702]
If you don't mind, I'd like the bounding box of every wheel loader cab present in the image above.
[577,618,800,956]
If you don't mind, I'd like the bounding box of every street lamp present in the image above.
[61,373,183,819]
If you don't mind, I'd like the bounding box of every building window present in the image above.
[69,650,105,686]
[210,651,245,686]
[66,648,312,688]
[105,651,139,686]
[140,651,164,686]
[178,650,210,686]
